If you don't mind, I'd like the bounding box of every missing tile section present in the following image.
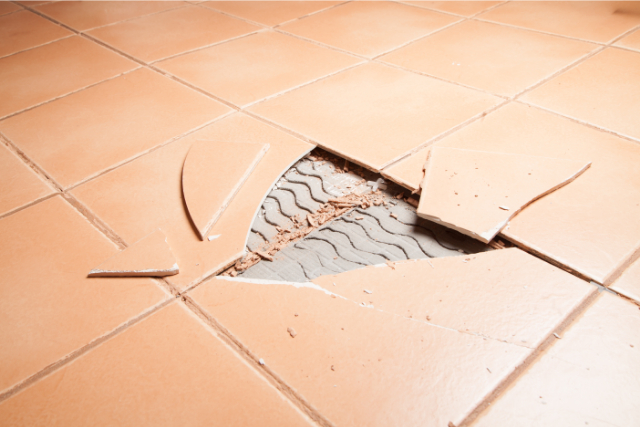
[225,149,490,282]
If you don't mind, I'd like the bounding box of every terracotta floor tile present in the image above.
[157,31,362,107]
[87,5,260,62]
[0,10,71,59]
[203,1,340,26]
[313,249,595,348]
[381,20,597,97]
[248,63,500,170]
[403,1,501,17]
[394,102,640,285]
[0,196,166,393]
[279,1,459,58]
[615,27,640,52]
[0,2,21,17]
[522,47,640,141]
[0,143,53,217]
[190,277,531,427]
[0,36,137,119]
[71,113,313,290]
[478,1,640,43]
[473,293,640,427]
[34,1,186,31]
[610,257,640,304]
[382,146,429,192]
[0,303,313,427]
[0,68,230,189]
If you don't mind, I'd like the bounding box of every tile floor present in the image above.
[1,2,639,426]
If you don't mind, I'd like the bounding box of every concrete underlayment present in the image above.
[237,151,491,282]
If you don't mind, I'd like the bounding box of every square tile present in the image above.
[0,196,166,393]
[0,303,313,427]
[191,277,531,427]
[610,256,640,304]
[157,31,362,107]
[248,63,500,170]
[0,143,53,217]
[381,20,596,96]
[479,1,640,43]
[615,27,640,52]
[87,5,260,62]
[279,1,459,58]
[0,10,71,58]
[0,36,137,119]
[404,1,501,16]
[203,1,340,26]
[35,1,186,31]
[0,2,21,17]
[474,293,640,427]
[0,68,231,188]
[71,113,313,290]
[522,48,640,141]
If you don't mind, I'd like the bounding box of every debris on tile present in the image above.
[259,358,265,365]
[182,140,270,240]
[367,178,387,191]
[553,332,560,339]
[364,289,373,294]
[88,229,178,277]
[287,327,297,338]
[207,234,221,241]
[417,147,591,243]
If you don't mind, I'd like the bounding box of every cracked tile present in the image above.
[610,256,640,304]
[403,1,501,17]
[203,1,340,27]
[0,10,71,59]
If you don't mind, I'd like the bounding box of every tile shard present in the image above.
[88,229,178,277]
[417,147,591,243]
[182,140,269,241]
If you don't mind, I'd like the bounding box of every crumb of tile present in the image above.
[331,365,335,371]
[207,234,221,241]
[287,327,297,338]
[294,313,298,316]
[499,205,510,210]
[553,332,561,339]
[259,358,265,365]
[364,289,372,294]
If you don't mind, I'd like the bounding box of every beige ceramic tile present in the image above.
[522,48,640,141]
[381,20,597,96]
[35,1,186,31]
[89,229,178,277]
[71,113,313,290]
[203,1,340,26]
[473,292,640,427]
[0,36,137,119]
[313,248,595,348]
[0,196,166,393]
[191,277,531,427]
[397,102,640,285]
[157,31,362,107]
[479,1,640,43]
[279,1,459,58]
[183,141,269,240]
[0,2,21,17]
[0,143,53,217]
[0,303,313,427]
[418,147,591,242]
[87,5,260,62]
[382,146,429,191]
[615,27,640,52]
[0,10,71,58]
[610,257,640,304]
[0,68,230,189]
[249,63,500,171]
[404,1,501,16]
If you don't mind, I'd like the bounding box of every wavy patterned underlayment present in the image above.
[239,155,491,282]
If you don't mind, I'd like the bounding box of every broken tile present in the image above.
[279,1,459,58]
[381,146,429,192]
[610,257,640,304]
[479,1,640,43]
[0,68,230,188]
[403,1,501,17]
[0,10,71,59]
[0,196,166,393]
[381,20,596,97]
[203,1,340,26]
[0,303,313,427]
[35,1,186,31]
[249,63,500,171]
[473,293,640,427]
[156,31,362,107]
[183,140,269,240]
[0,143,54,217]
[615,27,640,52]
[87,5,259,62]
[190,277,531,427]
[71,113,313,290]
[0,36,137,118]
[313,248,595,347]
[89,229,178,277]
[0,2,21,17]
[522,48,640,141]
[417,146,591,243]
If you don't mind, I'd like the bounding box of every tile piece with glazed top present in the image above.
[182,140,269,240]
[417,147,590,243]
[89,229,178,277]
